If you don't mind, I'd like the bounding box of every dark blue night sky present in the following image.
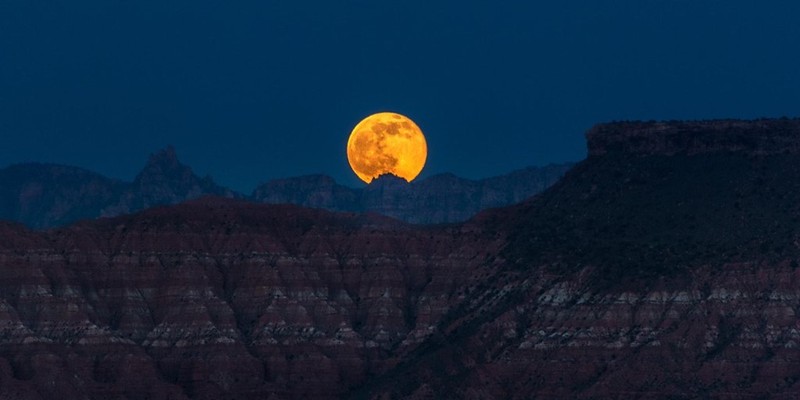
[1,1,799,191]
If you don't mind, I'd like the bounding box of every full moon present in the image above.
[347,112,428,184]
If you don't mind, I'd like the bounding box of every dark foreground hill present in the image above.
[1,118,800,399]
[359,118,800,398]
[0,147,571,228]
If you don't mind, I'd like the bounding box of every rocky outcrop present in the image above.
[360,261,800,399]
[101,146,237,216]
[587,117,800,157]
[252,163,574,224]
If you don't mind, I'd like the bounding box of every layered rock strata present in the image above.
[1,118,800,398]
[0,199,503,399]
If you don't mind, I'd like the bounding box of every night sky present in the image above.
[1,1,799,191]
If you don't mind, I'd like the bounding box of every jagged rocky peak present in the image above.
[135,145,190,183]
[148,144,179,165]
[133,145,226,193]
[103,146,235,217]
[587,117,800,156]
[367,172,410,186]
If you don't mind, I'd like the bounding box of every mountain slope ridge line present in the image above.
[1,118,800,398]
[0,146,572,228]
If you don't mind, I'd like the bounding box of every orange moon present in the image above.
[347,112,428,184]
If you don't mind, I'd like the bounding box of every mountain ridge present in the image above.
[252,163,574,224]
[1,118,800,398]
[0,147,573,228]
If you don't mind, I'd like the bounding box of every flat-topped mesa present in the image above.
[586,118,800,157]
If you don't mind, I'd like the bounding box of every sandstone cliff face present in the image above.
[0,198,504,399]
[362,261,800,399]
[252,163,574,224]
[360,118,800,398]
[587,117,800,156]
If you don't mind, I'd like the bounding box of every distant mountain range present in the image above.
[0,146,235,229]
[0,146,573,228]
[1,118,800,398]
[252,165,573,224]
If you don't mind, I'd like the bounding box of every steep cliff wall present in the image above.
[587,118,800,156]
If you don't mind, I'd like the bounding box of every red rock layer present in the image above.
[0,198,503,399]
[362,263,800,399]
[4,197,800,399]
